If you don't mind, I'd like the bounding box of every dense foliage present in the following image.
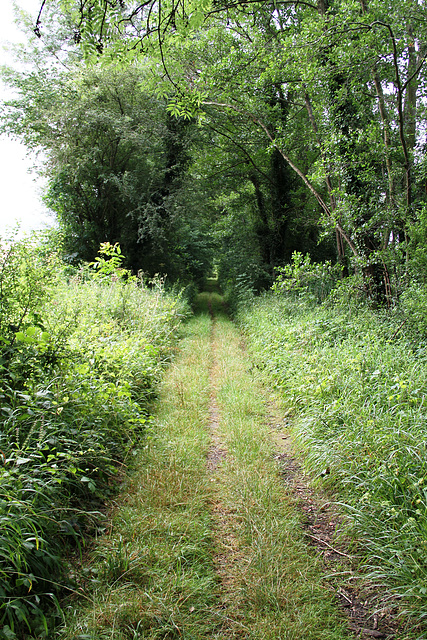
[23,0,427,302]
[238,267,427,626]
[3,0,427,633]
[0,62,214,285]
[0,235,187,638]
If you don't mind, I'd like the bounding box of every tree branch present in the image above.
[203,100,359,257]
[206,123,276,186]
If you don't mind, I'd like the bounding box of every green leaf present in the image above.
[15,457,32,465]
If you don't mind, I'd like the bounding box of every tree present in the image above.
[1,57,215,281]
[20,1,427,298]
[184,0,427,300]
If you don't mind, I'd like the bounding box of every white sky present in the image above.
[0,0,55,237]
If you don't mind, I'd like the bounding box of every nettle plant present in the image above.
[89,242,136,282]
[0,235,65,637]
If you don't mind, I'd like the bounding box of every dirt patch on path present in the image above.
[207,299,228,472]
[205,300,248,637]
[207,405,227,471]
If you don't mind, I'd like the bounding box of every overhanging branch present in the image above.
[204,100,359,257]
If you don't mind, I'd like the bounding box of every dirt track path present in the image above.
[65,289,384,639]
[202,291,393,640]
[184,290,353,639]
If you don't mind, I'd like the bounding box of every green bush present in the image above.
[272,252,343,303]
[0,235,187,638]
[399,282,427,340]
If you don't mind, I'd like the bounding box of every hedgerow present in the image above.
[0,236,187,638]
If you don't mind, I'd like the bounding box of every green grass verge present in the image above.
[209,312,351,639]
[0,238,186,638]
[57,311,219,639]
[237,292,427,634]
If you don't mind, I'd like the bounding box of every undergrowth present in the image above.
[237,286,427,632]
[0,236,187,638]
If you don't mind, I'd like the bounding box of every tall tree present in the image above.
[1,59,214,280]
[18,0,427,296]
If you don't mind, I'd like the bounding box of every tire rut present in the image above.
[205,292,352,639]
[264,394,400,639]
[206,299,244,637]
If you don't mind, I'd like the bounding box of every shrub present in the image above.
[272,252,343,303]
[0,236,187,637]
[399,282,427,340]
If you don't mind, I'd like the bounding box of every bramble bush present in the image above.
[0,234,187,638]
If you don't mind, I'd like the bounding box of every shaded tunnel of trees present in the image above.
[2,0,427,303]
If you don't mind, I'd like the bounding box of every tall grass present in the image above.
[237,291,427,629]
[55,308,216,640]
[0,236,187,638]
